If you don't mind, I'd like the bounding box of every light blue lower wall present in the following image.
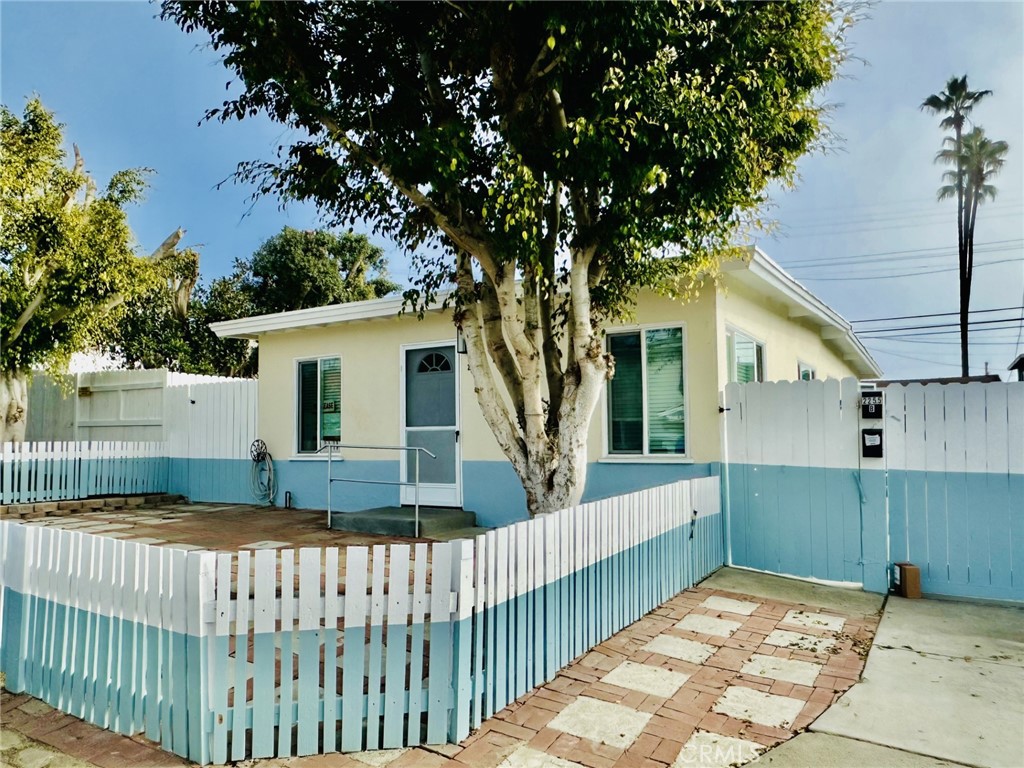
[888,469,1023,602]
[171,457,717,529]
[726,464,889,593]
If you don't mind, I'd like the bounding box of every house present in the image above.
[211,247,881,527]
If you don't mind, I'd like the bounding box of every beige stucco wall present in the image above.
[589,289,722,464]
[256,277,859,471]
[257,309,510,465]
[717,277,860,384]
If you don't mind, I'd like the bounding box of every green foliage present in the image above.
[105,227,398,375]
[0,99,156,377]
[246,227,399,313]
[162,1,851,319]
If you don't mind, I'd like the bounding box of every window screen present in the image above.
[297,357,341,452]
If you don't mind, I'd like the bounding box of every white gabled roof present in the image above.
[210,247,881,378]
[722,247,882,378]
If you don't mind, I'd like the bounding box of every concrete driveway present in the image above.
[762,595,1024,768]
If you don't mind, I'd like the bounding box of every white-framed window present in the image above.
[607,325,687,456]
[726,328,765,383]
[798,362,816,381]
[296,356,341,453]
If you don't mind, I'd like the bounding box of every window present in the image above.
[798,362,816,381]
[297,356,341,453]
[607,326,686,455]
[726,329,765,383]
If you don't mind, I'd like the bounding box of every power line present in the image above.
[779,202,1023,231]
[850,305,1024,324]
[859,323,1024,339]
[867,347,963,368]
[776,239,1022,268]
[866,336,1021,347]
[774,211,1023,240]
[786,243,1021,271]
[857,316,1024,334]
[796,257,1022,281]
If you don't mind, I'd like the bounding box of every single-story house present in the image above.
[211,247,881,527]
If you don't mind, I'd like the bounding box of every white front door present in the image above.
[400,343,461,507]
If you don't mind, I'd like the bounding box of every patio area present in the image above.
[16,501,429,552]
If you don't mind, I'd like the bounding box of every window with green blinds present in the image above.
[607,326,686,456]
[727,329,764,383]
[297,356,341,452]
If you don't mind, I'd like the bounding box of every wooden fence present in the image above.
[0,476,724,764]
[0,441,168,505]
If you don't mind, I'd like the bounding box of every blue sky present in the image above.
[2,1,1022,379]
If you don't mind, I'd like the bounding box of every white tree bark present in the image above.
[0,371,29,444]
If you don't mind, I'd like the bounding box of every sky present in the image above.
[2,1,1022,379]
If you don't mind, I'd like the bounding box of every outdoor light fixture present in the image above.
[456,326,468,354]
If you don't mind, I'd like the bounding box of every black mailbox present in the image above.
[862,428,883,458]
[861,390,883,419]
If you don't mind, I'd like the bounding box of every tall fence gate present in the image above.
[724,378,1023,602]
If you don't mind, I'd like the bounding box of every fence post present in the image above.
[185,551,216,764]
[0,522,30,691]
[448,539,475,744]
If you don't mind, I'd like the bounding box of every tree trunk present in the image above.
[0,370,30,443]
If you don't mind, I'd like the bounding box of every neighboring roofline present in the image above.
[209,292,449,340]
[1009,354,1024,371]
[211,246,882,378]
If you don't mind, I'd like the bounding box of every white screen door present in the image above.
[401,344,461,507]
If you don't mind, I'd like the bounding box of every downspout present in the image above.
[719,392,733,566]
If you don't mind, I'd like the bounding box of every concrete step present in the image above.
[427,526,493,542]
[330,506,478,538]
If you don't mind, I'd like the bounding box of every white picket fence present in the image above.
[0,476,724,764]
[0,441,167,505]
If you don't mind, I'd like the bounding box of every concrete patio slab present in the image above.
[675,614,742,637]
[781,608,845,633]
[759,732,969,767]
[673,730,764,768]
[740,653,821,686]
[701,567,884,616]
[713,685,805,729]
[600,660,690,697]
[498,746,583,767]
[643,634,717,664]
[546,696,652,749]
[812,597,1024,768]
[699,595,761,615]
[764,628,835,654]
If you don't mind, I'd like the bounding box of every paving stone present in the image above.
[349,748,408,766]
[241,540,293,549]
[780,609,845,633]
[763,629,835,654]
[740,654,821,686]
[0,728,28,750]
[672,730,763,768]
[128,538,167,546]
[600,660,689,698]
[498,746,585,767]
[675,614,742,637]
[642,635,716,665]
[712,686,805,729]
[699,596,761,616]
[547,696,652,749]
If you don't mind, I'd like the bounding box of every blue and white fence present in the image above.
[0,441,168,504]
[0,476,724,763]
[724,378,1023,601]
[885,382,1024,602]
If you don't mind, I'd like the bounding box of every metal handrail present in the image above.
[316,443,437,537]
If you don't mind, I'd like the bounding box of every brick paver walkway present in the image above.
[0,582,878,768]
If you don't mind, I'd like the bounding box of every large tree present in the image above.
[107,227,398,375]
[921,76,992,377]
[0,99,176,442]
[164,1,856,515]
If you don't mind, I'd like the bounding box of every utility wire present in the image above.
[856,316,1024,334]
[867,347,964,368]
[796,257,1021,281]
[850,305,1024,324]
[859,324,1024,339]
[776,239,1022,268]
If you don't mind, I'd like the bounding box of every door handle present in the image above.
[455,430,460,443]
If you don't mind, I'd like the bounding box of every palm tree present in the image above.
[921,76,992,376]
[937,128,1010,342]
